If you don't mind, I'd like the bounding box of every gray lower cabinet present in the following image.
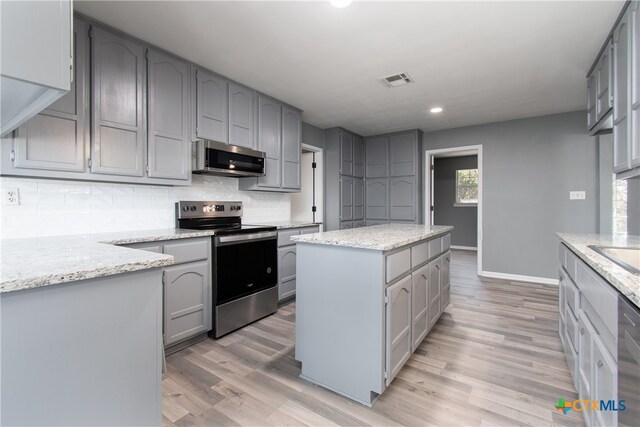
[428,257,442,328]
[147,49,190,181]
[228,82,255,149]
[12,18,87,173]
[385,275,412,385]
[163,260,210,346]
[282,106,301,190]
[353,177,364,220]
[411,264,429,351]
[441,252,451,308]
[277,226,319,301]
[91,25,146,177]
[194,67,228,143]
[389,177,416,221]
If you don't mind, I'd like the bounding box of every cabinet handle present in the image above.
[597,361,603,368]
[436,265,440,270]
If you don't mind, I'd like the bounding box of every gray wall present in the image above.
[302,121,324,150]
[424,111,598,280]
[433,156,478,247]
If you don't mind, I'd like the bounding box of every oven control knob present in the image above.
[182,206,189,212]
[190,206,197,212]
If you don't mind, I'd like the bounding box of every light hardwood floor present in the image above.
[162,250,584,426]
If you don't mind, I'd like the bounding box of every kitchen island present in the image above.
[292,224,453,406]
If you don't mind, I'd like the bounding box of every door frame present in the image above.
[424,145,483,275]
[293,143,324,228]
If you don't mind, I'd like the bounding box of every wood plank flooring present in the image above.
[162,250,584,426]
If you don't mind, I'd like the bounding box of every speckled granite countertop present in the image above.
[245,221,322,230]
[557,233,640,308]
[0,228,218,294]
[292,224,453,251]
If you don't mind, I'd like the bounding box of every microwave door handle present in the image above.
[229,160,263,171]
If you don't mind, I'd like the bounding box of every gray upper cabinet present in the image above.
[613,10,630,173]
[147,49,190,180]
[389,133,416,176]
[353,177,364,220]
[587,74,597,130]
[631,1,640,169]
[340,131,353,176]
[596,41,613,122]
[385,275,412,386]
[282,106,301,190]
[353,135,364,178]
[366,178,389,220]
[340,176,353,221]
[12,18,87,173]
[365,136,389,178]
[91,26,146,177]
[228,83,255,149]
[257,96,282,188]
[194,68,228,143]
[389,177,416,221]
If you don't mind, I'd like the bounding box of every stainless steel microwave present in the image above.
[192,140,266,177]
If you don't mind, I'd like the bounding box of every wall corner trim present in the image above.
[479,270,559,286]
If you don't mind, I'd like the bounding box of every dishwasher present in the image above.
[618,294,640,427]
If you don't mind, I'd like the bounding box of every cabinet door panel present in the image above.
[412,264,429,351]
[578,310,594,398]
[613,12,631,173]
[353,177,364,220]
[389,133,416,176]
[278,247,297,300]
[340,221,354,229]
[147,50,190,180]
[386,275,412,385]
[91,26,145,176]
[164,260,211,346]
[593,335,618,427]
[340,131,353,176]
[389,177,416,221]
[428,259,441,328]
[257,96,282,188]
[587,73,597,130]
[365,178,388,220]
[353,135,364,178]
[631,1,640,167]
[365,136,388,178]
[340,176,353,221]
[196,69,228,143]
[596,42,613,121]
[228,83,255,149]
[282,107,301,190]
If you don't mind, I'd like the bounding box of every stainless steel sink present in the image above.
[589,246,640,275]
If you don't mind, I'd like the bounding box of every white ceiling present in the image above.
[75,0,624,136]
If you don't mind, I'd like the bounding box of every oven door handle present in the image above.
[216,231,277,245]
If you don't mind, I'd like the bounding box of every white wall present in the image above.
[0,175,291,239]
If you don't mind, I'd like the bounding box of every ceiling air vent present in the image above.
[378,72,414,88]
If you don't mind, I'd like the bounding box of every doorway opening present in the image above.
[425,145,483,275]
[291,144,324,229]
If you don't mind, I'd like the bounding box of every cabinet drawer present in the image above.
[163,239,209,264]
[442,234,451,252]
[278,229,301,247]
[566,275,580,317]
[386,248,411,283]
[278,278,296,301]
[298,226,320,235]
[428,237,442,259]
[566,307,579,353]
[576,259,618,342]
[565,247,577,281]
[411,242,429,268]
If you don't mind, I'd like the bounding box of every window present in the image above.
[613,176,627,234]
[455,169,478,206]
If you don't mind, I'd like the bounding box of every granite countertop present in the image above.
[0,228,219,294]
[245,221,322,230]
[291,224,454,251]
[557,233,640,308]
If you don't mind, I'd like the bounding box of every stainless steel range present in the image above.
[176,201,278,338]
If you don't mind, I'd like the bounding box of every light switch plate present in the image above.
[3,188,20,206]
[569,191,586,200]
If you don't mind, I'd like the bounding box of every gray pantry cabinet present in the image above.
[324,127,367,230]
[124,237,212,351]
[11,18,88,173]
[193,67,228,143]
[90,26,146,177]
[277,226,320,302]
[558,243,619,427]
[147,49,191,180]
[228,82,256,149]
[282,107,302,190]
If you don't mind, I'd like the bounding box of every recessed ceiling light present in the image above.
[330,0,352,8]
[430,107,443,114]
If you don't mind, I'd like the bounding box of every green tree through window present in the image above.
[455,169,478,205]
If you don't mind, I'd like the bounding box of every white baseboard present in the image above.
[480,270,559,286]
[451,245,477,251]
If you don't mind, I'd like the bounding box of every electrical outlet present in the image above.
[3,188,20,206]
[569,191,586,200]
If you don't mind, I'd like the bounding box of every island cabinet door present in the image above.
[411,264,429,351]
[441,252,451,309]
[428,258,442,329]
[163,260,210,346]
[385,275,412,386]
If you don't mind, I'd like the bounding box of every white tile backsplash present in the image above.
[0,175,291,239]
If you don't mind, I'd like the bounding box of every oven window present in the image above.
[215,239,277,305]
